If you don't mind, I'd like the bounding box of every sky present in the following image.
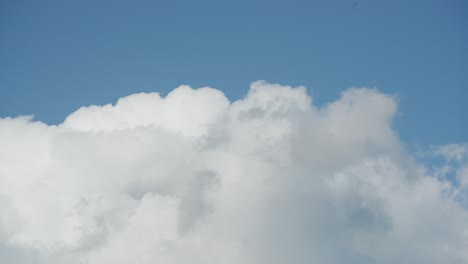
[0,0,467,146]
[1,1,468,263]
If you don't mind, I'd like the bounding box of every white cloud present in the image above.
[0,81,467,263]
[433,144,468,162]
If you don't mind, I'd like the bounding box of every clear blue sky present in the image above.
[0,0,466,146]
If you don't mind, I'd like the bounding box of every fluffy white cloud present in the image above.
[0,81,467,263]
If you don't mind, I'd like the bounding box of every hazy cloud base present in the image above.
[0,81,467,263]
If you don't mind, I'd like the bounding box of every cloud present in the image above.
[0,81,467,263]
[427,143,468,203]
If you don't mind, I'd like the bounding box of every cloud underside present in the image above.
[0,81,467,263]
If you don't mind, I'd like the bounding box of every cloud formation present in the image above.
[0,81,467,263]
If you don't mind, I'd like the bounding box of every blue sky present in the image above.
[0,0,466,146]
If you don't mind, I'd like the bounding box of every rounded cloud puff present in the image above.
[0,81,467,263]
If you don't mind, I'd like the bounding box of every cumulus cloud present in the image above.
[0,81,467,263]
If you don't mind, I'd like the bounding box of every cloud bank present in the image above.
[0,81,467,263]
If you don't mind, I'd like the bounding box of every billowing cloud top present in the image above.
[0,81,467,263]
